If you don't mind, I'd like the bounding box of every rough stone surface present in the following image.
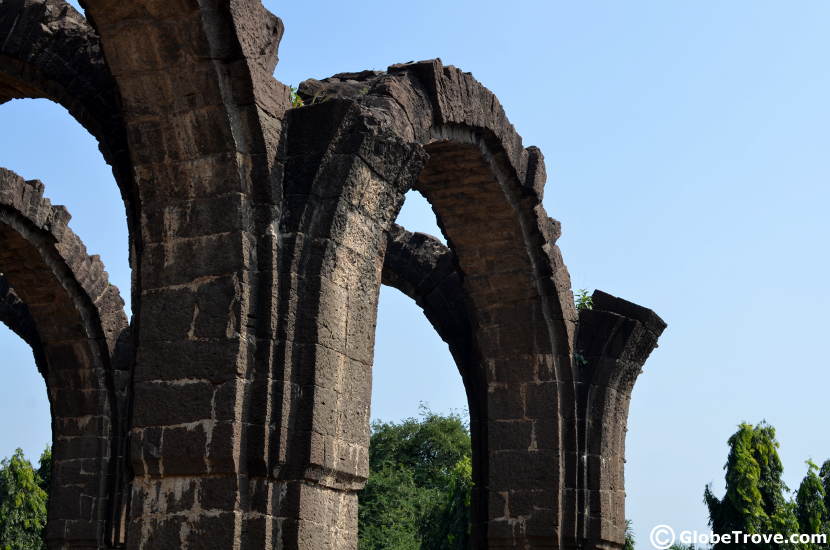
[0,167,129,548]
[0,2,666,548]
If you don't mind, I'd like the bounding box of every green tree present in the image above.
[624,519,635,550]
[818,460,830,526]
[358,464,425,550]
[704,422,798,550]
[795,460,830,550]
[34,449,50,496]
[0,449,48,550]
[795,460,828,548]
[368,409,470,491]
[359,409,472,550]
[420,456,471,549]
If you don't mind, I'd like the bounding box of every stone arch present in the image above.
[0,167,129,548]
[411,129,572,548]
[274,58,576,548]
[380,224,472,378]
[0,0,119,157]
[0,1,668,547]
[382,223,667,550]
[0,0,139,305]
[380,223,485,533]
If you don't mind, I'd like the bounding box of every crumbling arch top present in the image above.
[0,0,124,164]
[0,0,141,304]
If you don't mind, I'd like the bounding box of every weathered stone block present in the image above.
[132,380,214,427]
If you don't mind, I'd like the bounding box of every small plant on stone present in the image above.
[575,289,593,311]
[289,85,304,108]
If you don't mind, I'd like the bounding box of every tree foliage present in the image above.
[358,464,424,550]
[0,448,49,550]
[624,519,635,550]
[795,460,827,546]
[34,449,50,497]
[420,456,472,550]
[704,422,799,550]
[819,461,830,528]
[358,409,471,550]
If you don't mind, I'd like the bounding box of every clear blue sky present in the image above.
[2,1,829,546]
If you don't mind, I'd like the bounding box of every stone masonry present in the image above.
[0,1,666,548]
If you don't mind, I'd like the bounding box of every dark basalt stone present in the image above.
[0,1,665,548]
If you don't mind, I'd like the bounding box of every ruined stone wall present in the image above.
[0,1,665,548]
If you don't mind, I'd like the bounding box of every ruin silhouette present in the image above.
[0,1,665,548]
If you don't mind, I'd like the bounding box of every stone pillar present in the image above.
[272,101,425,548]
[572,291,666,550]
[76,1,291,546]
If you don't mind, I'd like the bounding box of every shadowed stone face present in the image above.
[0,1,665,548]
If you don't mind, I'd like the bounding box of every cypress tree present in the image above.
[704,422,798,550]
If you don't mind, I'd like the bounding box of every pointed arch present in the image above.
[0,167,129,548]
[0,0,139,305]
[292,60,576,547]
